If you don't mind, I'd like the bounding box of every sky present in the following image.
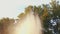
[0,0,60,19]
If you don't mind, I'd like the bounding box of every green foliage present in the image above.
[18,13,25,18]
[25,5,33,14]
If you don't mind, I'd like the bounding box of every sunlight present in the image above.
[12,11,42,34]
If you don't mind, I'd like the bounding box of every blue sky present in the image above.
[0,0,59,19]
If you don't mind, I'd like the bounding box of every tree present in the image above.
[18,13,25,19]
[25,5,33,14]
[0,17,15,34]
[17,0,60,34]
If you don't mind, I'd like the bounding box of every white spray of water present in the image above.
[8,11,42,34]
